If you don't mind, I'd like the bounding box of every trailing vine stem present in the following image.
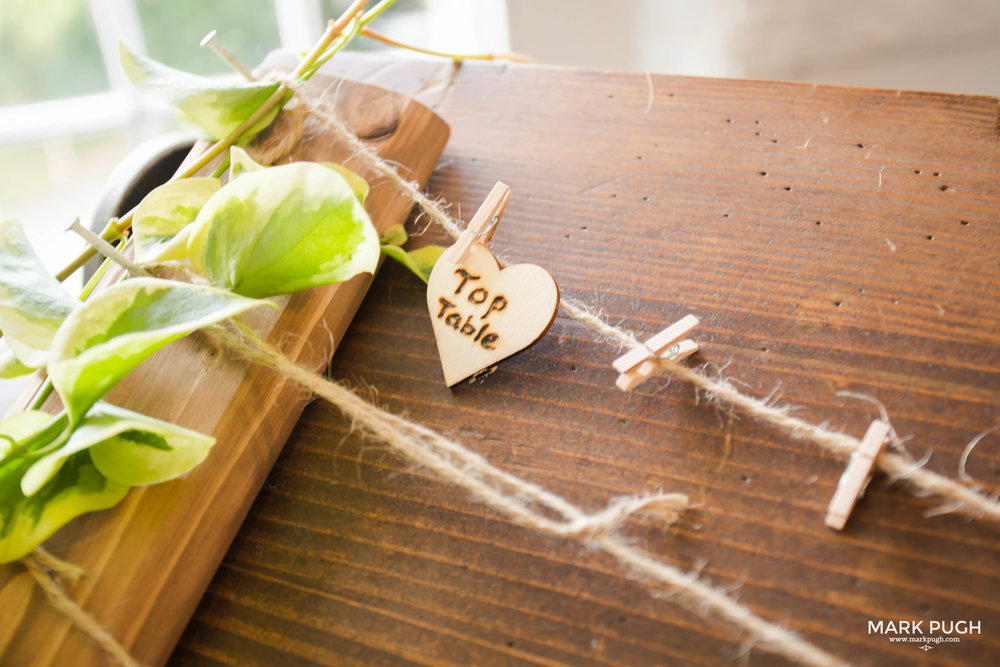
[52,0,382,284]
[360,27,534,63]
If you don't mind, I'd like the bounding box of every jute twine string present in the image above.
[209,321,846,667]
[16,87,992,667]
[20,552,140,667]
[308,100,1000,524]
[656,357,1000,521]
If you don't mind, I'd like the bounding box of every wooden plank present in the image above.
[0,69,448,666]
[173,55,1000,665]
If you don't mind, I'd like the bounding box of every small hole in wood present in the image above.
[933,171,941,177]
[939,185,949,191]
[580,225,588,231]
[725,118,732,123]
[741,474,751,483]
[892,298,900,304]
[569,364,576,372]
[564,233,571,239]
[610,193,618,198]
[926,235,934,241]
[642,195,649,201]
[771,139,779,144]
[784,186,792,191]
[960,220,970,226]
[760,346,769,352]
[851,577,863,588]
[759,171,768,176]
[618,418,627,426]
[507,640,515,648]
[856,143,865,148]
[914,169,922,174]
[754,131,761,136]
[834,300,843,307]
[815,220,823,226]
[607,93,614,99]
[754,120,761,125]
[636,155,643,160]
[722,213,729,218]
[921,603,933,615]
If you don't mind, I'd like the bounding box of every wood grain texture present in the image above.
[169,55,1000,666]
[162,55,1000,666]
[0,71,448,666]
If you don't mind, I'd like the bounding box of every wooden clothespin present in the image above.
[825,419,890,530]
[444,181,511,265]
[613,315,699,391]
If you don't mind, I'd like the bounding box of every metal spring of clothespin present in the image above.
[444,182,511,265]
[613,315,700,391]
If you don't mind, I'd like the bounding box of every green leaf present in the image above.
[0,220,77,367]
[381,244,446,284]
[379,224,408,247]
[119,42,282,142]
[48,278,268,424]
[0,451,127,563]
[320,162,369,203]
[0,411,55,463]
[187,161,380,298]
[21,402,215,495]
[228,146,267,180]
[132,178,221,263]
[0,349,33,380]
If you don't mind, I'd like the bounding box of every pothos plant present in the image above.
[0,0,448,563]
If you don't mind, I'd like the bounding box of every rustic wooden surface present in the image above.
[168,54,998,665]
[0,72,447,666]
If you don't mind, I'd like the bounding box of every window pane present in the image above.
[136,0,280,75]
[0,0,108,107]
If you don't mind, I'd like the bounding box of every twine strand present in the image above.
[313,99,1000,524]
[21,553,140,667]
[214,322,844,667]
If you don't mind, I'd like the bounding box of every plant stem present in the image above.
[54,0,372,284]
[361,27,534,63]
[80,257,113,301]
[28,378,54,411]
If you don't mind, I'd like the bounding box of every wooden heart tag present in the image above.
[427,243,559,385]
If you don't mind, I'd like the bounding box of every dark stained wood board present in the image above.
[0,72,448,666]
[170,56,1000,665]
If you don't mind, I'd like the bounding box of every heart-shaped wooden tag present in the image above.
[427,244,559,386]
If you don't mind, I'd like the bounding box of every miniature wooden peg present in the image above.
[825,419,891,530]
[613,315,700,391]
[444,181,511,264]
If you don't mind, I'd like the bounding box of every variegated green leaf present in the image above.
[0,451,127,563]
[21,402,214,495]
[228,146,267,180]
[132,178,221,263]
[187,161,379,298]
[0,220,77,367]
[379,224,408,247]
[119,43,283,142]
[381,244,446,284]
[321,162,369,203]
[48,278,268,423]
[0,349,33,380]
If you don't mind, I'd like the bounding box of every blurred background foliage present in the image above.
[0,0,106,106]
